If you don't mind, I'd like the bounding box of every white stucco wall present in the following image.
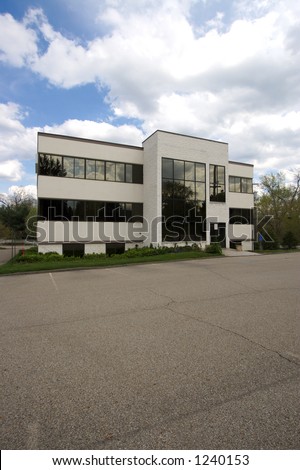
[38,134,143,164]
[228,192,254,208]
[84,244,106,255]
[228,224,253,240]
[38,176,143,203]
[37,221,146,244]
[143,131,230,246]
[143,133,161,246]
[38,244,63,255]
[228,162,253,178]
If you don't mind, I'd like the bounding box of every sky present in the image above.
[0,0,300,197]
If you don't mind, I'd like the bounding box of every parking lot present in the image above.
[1,253,300,449]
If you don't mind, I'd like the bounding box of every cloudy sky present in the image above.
[0,0,300,196]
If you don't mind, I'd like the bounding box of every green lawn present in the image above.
[0,250,223,276]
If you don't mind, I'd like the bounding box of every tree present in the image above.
[25,205,38,241]
[256,170,300,247]
[0,222,10,240]
[0,188,36,242]
[282,231,298,249]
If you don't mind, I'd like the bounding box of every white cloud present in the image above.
[0,103,38,161]
[0,101,145,187]
[0,0,300,185]
[0,160,24,182]
[43,119,145,146]
[0,13,38,67]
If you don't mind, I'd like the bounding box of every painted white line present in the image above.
[49,272,59,292]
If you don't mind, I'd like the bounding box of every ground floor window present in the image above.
[63,243,84,257]
[38,199,143,222]
[229,208,253,224]
[106,243,125,255]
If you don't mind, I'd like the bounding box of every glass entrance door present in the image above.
[210,223,226,248]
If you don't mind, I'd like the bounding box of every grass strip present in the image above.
[0,251,222,275]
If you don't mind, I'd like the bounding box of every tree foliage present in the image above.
[256,170,300,247]
[0,188,36,240]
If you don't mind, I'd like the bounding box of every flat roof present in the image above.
[37,132,255,167]
[37,132,143,151]
[229,160,254,167]
[142,129,228,145]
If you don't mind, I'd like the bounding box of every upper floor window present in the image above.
[209,165,225,202]
[38,154,143,184]
[229,176,253,194]
[162,158,206,204]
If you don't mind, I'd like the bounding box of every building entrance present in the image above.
[210,223,226,248]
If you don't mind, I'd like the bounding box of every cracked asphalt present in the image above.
[1,253,300,450]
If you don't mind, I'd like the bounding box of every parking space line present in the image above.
[49,272,59,292]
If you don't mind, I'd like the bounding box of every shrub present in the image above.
[15,251,64,263]
[83,253,106,260]
[205,243,222,255]
[282,231,298,249]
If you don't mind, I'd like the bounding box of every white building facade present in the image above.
[37,130,254,255]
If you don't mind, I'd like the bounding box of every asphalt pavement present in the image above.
[1,253,300,449]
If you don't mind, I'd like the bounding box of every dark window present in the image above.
[132,164,143,183]
[38,199,143,222]
[162,158,173,179]
[86,201,96,220]
[39,154,66,177]
[125,203,132,220]
[162,157,206,242]
[50,200,63,220]
[39,199,63,220]
[106,243,125,255]
[63,200,77,220]
[229,208,253,224]
[63,243,84,257]
[210,165,225,202]
[38,198,50,219]
[131,203,143,222]
[95,201,105,221]
[162,198,174,220]
[173,199,185,218]
[162,179,171,198]
[106,202,124,221]
[119,203,126,219]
